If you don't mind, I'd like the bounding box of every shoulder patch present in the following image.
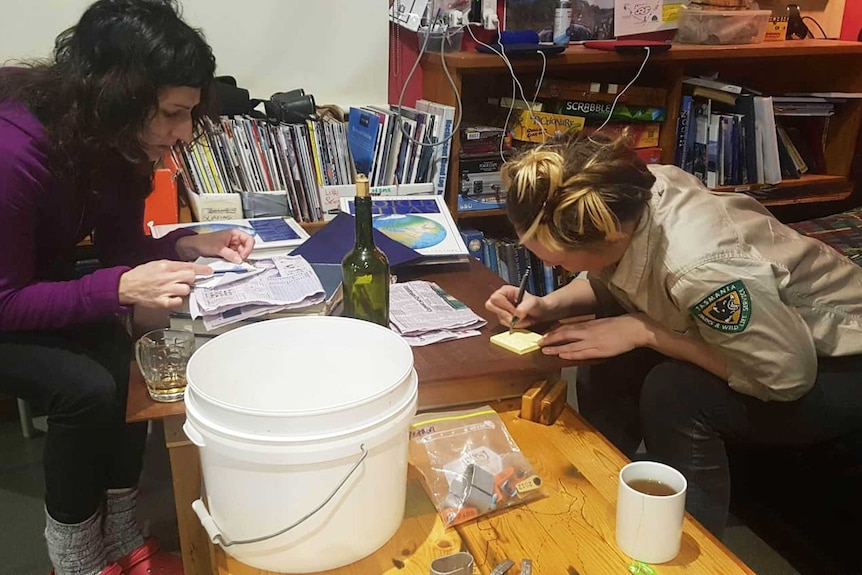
[690,280,751,333]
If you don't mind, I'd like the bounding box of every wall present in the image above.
[840,0,862,40]
[0,0,389,107]
[759,0,846,39]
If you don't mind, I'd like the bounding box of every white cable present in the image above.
[588,46,651,143]
[465,24,548,141]
[533,49,547,108]
[394,24,464,150]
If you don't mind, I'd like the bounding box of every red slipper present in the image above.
[116,537,183,575]
[49,564,123,575]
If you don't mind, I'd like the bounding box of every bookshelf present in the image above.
[420,40,862,224]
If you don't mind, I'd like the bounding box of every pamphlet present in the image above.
[148,216,310,252]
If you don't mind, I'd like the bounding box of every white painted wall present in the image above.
[0,0,390,106]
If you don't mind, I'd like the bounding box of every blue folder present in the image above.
[292,212,421,266]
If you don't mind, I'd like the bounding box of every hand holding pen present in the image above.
[509,268,531,334]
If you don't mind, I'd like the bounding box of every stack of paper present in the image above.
[187,255,330,333]
[389,281,486,347]
[149,216,310,258]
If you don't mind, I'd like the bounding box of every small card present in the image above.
[490,330,542,355]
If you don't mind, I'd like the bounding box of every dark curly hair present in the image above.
[0,0,216,199]
[503,131,655,250]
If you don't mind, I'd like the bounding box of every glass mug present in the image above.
[135,329,196,402]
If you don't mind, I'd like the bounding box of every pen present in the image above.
[509,267,531,334]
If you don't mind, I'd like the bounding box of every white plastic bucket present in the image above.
[183,316,417,573]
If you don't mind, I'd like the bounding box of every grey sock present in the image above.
[103,487,145,562]
[45,508,107,575]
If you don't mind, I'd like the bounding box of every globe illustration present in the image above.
[373,215,446,250]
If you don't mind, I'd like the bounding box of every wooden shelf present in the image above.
[714,174,853,206]
[456,208,507,219]
[423,40,862,73]
[421,40,862,223]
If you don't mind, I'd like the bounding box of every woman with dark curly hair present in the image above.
[0,1,253,574]
[485,132,862,540]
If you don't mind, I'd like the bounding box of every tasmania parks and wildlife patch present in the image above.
[690,280,751,333]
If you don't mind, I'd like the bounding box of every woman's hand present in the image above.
[540,313,656,361]
[485,285,550,329]
[118,260,213,309]
[175,229,255,263]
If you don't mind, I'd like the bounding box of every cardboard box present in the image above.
[186,189,243,222]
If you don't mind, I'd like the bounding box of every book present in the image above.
[551,100,666,123]
[415,98,456,196]
[754,96,782,185]
[537,81,667,108]
[292,211,421,266]
[682,76,744,95]
[149,216,309,254]
[459,227,485,264]
[675,95,693,168]
[347,107,380,177]
[512,110,586,143]
[317,182,434,222]
[339,194,469,262]
[690,86,738,107]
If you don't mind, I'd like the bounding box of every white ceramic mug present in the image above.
[615,461,688,564]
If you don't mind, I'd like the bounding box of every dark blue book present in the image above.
[291,212,420,266]
[675,95,693,169]
[347,107,380,177]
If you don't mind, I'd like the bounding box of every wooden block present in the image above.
[538,379,568,425]
[490,330,542,355]
[520,379,552,421]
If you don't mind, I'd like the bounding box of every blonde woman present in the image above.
[485,132,862,537]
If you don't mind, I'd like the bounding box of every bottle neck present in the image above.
[354,196,374,248]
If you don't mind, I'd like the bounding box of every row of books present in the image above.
[172,116,353,223]
[459,227,575,297]
[673,77,834,188]
[347,100,456,194]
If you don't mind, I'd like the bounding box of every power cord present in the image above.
[588,46,651,144]
[802,16,829,39]
[464,23,549,159]
[392,12,464,187]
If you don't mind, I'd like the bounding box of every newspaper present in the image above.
[389,281,486,346]
[190,255,324,330]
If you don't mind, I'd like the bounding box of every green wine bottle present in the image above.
[341,174,390,327]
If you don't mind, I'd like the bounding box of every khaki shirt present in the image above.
[591,165,862,401]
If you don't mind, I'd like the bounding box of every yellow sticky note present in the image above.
[490,330,542,355]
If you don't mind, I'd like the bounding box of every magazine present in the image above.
[338,195,469,260]
[504,0,614,42]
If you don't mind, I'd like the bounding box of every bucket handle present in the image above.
[192,443,368,547]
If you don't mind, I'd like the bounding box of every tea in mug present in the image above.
[626,478,678,497]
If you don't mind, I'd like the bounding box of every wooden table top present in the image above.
[127,259,569,423]
[213,401,754,575]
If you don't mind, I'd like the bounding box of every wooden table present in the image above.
[127,259,568,574]
[209,400,754,575]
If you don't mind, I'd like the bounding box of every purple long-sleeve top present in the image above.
[0,101,194,332]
